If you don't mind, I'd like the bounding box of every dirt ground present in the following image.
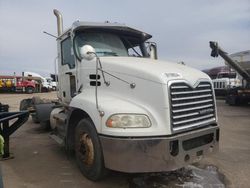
[0,92,250,188]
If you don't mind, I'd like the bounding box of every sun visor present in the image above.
[72,21,152,41]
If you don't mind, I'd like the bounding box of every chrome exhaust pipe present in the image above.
[53,9,63,36]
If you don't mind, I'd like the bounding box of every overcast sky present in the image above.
[0,0,249,76]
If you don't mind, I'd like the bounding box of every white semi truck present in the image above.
[22,10,219,181]
[212,71,242,95]
[210,42,250,105]
[212,50,250,96]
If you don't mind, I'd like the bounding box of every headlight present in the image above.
[106,114,151,128]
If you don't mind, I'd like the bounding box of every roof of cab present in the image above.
[59,21,152,41]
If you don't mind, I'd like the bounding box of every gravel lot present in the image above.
[0,92,250,188]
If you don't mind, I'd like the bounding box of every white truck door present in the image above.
[58,36,77,104]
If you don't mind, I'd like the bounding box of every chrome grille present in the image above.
[213,80,227,89]
[170,81,216,132]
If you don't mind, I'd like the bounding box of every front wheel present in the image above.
[75,119,107,181]
[26,87,34,94]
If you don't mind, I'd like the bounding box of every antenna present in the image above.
[43,31,58,39]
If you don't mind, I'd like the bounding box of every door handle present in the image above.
[65,72,72,75]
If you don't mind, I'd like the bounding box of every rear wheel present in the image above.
[31,115,40,123]
[226,95,241,106]
[42,87,48,92]
[75,118,107,181]
[19,98,32,111]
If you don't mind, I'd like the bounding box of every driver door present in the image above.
[58,35,77,104]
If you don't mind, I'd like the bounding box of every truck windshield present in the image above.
[218,72,236,79]
[74,32,129,57]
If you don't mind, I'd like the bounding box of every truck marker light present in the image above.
[106,119,114,127]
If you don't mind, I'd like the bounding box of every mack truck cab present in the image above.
[46,10,220,180]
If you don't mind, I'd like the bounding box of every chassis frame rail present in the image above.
[0,103,29,159]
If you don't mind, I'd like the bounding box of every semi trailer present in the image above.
[210,42,250,105]
[22,10,220,181]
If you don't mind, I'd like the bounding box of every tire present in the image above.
[31,114,40,123]
[42,87,49,92]
[40,120,51,130]
[227,96,243,106]
[19,98,33,111]
[75,118,107,181]
[26,87,34,94]
[30,97,46,124]
[32,96,43,104]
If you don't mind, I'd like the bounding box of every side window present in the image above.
[128,45,142,57]
[61,37,75,69]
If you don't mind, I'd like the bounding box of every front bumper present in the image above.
[100,125,219,173]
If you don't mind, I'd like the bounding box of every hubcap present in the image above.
[78,133,94,166]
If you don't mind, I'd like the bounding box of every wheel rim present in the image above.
[78,133,94,166]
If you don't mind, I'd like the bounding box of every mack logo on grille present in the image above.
[199,108,214,115]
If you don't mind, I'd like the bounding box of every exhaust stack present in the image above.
[53,9,63,36]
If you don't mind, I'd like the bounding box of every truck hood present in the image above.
[99,57,210,86]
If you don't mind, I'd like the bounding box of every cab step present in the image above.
[52,113,67,124]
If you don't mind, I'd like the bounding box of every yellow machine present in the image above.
[0,79,4,88]
[5,80,13,88]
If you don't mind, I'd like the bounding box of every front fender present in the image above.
[69,91,156,136]
[69,91,101,132]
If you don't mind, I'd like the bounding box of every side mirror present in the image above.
[147,42,158,60]
[80,45,96,61]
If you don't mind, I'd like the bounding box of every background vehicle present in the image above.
[0,78,15,92]
[212,71,242,95]
[21,10,219,181]
[45,77,57,90]
[0,75,36,94]
[41,77,52,92]
[24,72,54,92]
[210,42,250,105]
[15,78,36,93]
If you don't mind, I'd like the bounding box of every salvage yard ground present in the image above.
[0,92,250,188]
